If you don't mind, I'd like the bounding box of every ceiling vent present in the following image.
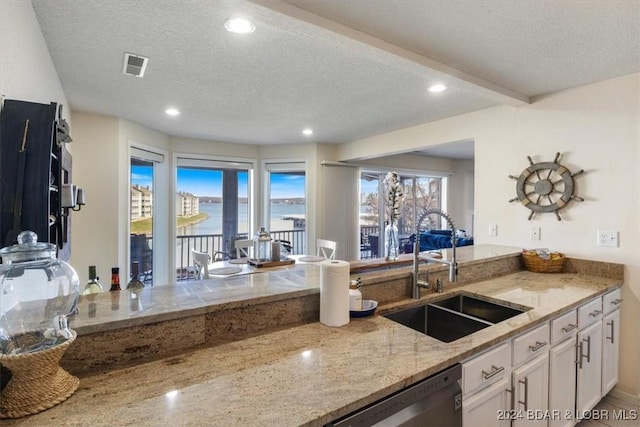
[122,53,149,78]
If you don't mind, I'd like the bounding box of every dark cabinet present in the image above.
[0,99,72,259]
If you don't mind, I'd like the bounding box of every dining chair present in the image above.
[191,249,211,280]
[234,239,253,260]
[316,238,337,260]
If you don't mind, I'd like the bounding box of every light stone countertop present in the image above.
[70,245,522,335]
[4,257,621,426]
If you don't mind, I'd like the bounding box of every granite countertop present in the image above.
[4,261,621,426]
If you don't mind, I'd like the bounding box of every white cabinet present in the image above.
[549,335,577,427]
[462,342,511,426]
[601,289,621,396]
[462,377,511,427]
[549,309,577,427]
[512,353,549,427]
[576,320,603,414]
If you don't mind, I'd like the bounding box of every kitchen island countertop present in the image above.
[2,264,621,426]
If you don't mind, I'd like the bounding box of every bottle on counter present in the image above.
[349,279,362,311]
[109,267,121,291]
[126,261,145,291]
[83,265,103,295]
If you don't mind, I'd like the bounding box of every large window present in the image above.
[359,171,444,259]
[129,147,166,285]
[265,162,306,255]
[175,157,253,280]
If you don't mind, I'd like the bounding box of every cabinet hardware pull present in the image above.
[606,320,615,343]
[528,341,547,352]
[506,385,515,410]
[518,377,529,410]
[481,365,505,380]
[611,298,622,306]
[580,336,591,365]
[576,340,583,369]
[589,309,602,317]
[561,323,577,333]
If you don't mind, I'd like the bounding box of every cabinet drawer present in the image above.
[462,342,511,395]
[602,288,622,315]
[551,310,578,345]
[578,298,603,328]
[513,323,549,367]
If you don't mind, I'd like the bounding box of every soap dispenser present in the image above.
[349,279,362,311]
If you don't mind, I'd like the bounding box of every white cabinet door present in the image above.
[576,320,603,414]
[463,377,510,427]
[549,337,577,427]
[602,309,620,396]
[513,353,549,427]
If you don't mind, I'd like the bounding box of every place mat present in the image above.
[299,255,326,262]
[228,258,248,265]
[209,267,242,276]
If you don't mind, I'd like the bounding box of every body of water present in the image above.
[178,202,306,235]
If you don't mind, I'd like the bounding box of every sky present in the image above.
[131,166,305,198]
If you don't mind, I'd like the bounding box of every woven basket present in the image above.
[522,252,565,273]
[0,330,79,418]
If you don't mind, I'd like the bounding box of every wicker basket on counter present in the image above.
[522,251,565,273]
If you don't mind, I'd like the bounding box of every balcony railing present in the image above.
[175,229,306,280]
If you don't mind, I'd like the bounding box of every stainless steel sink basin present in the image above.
[430,294,525,324]
[384,294,527,343]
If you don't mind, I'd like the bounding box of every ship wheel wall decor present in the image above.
[509,152,585,220]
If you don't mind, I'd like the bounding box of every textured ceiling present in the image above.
[30,0,640,147]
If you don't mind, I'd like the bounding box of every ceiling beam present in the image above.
[251,0,530,107]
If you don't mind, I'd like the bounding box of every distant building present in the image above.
[176,191,199,216]
[131,185,153,220]
[131,186,200,219]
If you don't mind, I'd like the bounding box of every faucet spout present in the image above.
[411,208,459,298]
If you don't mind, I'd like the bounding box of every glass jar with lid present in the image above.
[0,230,80,355]
[253,226,272,262]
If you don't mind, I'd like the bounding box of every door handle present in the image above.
[482,365,505,380]
[578,335,592,368]
[606,320,615,343]
[528,341,547,352]
[518,377,529,411]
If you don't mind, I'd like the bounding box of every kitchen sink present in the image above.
[430,294,525,324]
[384,294,528,343]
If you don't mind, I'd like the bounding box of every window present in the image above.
[129,146,166,285]
[175,157,253,280]
[265,162,306,255]
[359,170,445,259]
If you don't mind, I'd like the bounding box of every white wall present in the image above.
[339,73,640,400]
[0,0,69,123]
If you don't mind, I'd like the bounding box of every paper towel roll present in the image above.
[320,259,350,327]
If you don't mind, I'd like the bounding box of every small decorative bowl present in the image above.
[350,300,378,318]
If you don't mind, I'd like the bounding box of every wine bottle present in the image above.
[109,267,121,291]
[126,261,145,291]
[83,265,103,295]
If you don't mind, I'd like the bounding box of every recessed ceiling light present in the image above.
[302,129,313,136]
[224,18,255,34]
[428,84,447,93]
[165,108,180,116]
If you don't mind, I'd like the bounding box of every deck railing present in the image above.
[175,229,306,280]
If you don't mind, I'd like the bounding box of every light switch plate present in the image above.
[530,226,541,240]
[489,224,498,237]
[597,230,619,247]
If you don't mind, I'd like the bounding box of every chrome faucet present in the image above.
[412,208,459,298]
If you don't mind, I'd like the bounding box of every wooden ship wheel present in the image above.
[509,153,584,220]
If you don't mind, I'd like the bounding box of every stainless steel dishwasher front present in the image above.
[326,364,462,427]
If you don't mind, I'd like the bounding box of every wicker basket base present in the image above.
[0,330,79,419]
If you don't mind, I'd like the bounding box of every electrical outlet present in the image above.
[530,226,541,240]
[597,230,619,247]
[489,224,498,237]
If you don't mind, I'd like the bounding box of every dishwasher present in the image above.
[326,364,462,427]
